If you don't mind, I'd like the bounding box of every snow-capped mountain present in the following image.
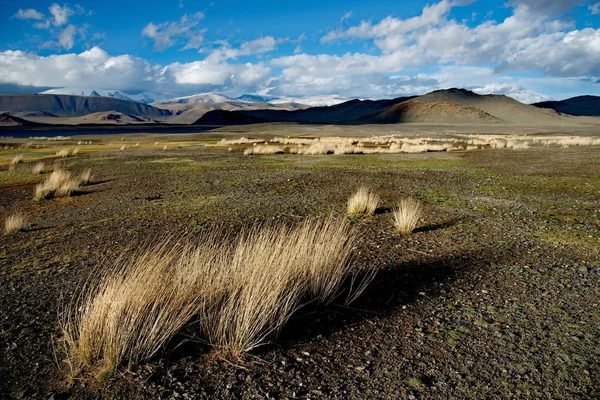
[269,95,351,107]
[39,88,171,104]
[153,93,234,105]
[38,89,352,108]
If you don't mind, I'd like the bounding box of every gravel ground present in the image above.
[1,136,598,399]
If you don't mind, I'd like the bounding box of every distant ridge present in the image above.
[0,94,172,118]
[533,95,600,116]
[0,113,44,127]
[194,89,565,126]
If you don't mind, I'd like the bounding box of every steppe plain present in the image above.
[1,121,599,399]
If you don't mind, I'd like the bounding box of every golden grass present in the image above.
[219,134,600,156]
[60,218,362,377]
[34,169,80,200]
[347,187,379,217]
[72,148,80,156]
[56,149,70,158]
[79,169,93,185]
[392,197,423,234]
[4,212,27,235]
[243,144,285,155]
[32,162,45,175]
[10,155,24,168]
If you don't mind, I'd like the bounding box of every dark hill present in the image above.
[0,113,44,127]
[0,94,172,118]
[195,97,414,125]
[533,95,600,116]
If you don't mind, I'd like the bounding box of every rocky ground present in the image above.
[1,133,598,399]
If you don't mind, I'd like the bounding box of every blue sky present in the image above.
[1,0,599,102]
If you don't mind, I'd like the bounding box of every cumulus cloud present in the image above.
[3,0,599,100]
[507,0,586,14]
[142,12,206,51]
[590,2,600,13]
[0,46,271,96]
[14,8,45,20]
[57,25,77,50]
[206,36,278,62]
[49,3,74,27]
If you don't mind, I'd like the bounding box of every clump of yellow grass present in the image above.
[4,212,27,235]
[347,187,379,217]
[32,162,45,175]
[392,197,423,234]
[34,168,93,200]
[56,149,70,158]
[9,155,24,169]
[243,145,285,155]
[79,169,93,185]
[60,218,362,377]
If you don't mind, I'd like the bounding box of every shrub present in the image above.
[60,218,363,377]
[392,197,423,234]
[4,213,27,235]
[347,187,379,217]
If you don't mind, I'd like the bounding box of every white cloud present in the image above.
[58,25,77,50]
[590,2,600,14]
[0,46,271,96]
[15,8,45,20]
[3,0,599,100]
[341,11,353,22]
[207,36,278,62]
[508,0,584,14]
[49,3,74,27]
[142,12,205,51]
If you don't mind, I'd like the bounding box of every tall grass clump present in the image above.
[60,218,362,378]
[34,169,79,200]
[392,197,423,234]
[56,149,70,158]
[79,169,93,185]
[347,187,379,217]
[32,162,45,175]
[200,219,358,356]
[4,212,27,235]
[9,155,24,169]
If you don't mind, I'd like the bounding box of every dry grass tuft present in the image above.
[56,149,70,158]
[72,148,80,156]
[392,197,423,234]
[347,187,379,217]
[34,169,80,200]
[79,169,93,185]
[243,144,285,155]
[60,218,362,377]
[4,213,27,235]
[10,155,24,168]
[32,162,45,175]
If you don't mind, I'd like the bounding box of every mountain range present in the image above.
[38,87,350,107]
[0,89,598,127]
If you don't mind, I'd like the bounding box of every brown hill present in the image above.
[415,88,560,123]
[376,100,501,123]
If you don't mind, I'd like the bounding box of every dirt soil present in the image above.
[1,132,599,399]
